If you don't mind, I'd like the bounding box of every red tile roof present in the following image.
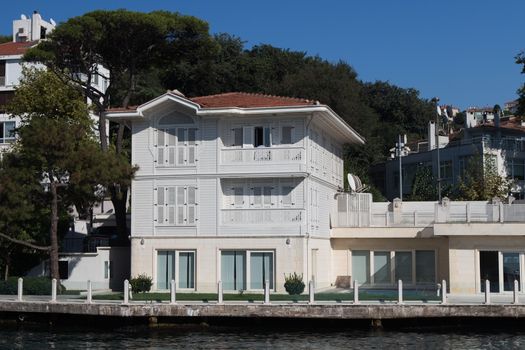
[106,92,320,112]
[0,41,37,56]
[189,92,319,108]
[475,116,525,133]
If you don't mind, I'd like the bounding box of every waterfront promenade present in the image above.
[3,293,525,322]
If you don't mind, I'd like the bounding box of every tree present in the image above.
[5,68,130,280]
[24,10,214,241]
[408,165,437,201]
[0,35,10,44]
[454,155,511,201]
[516,52,525,116]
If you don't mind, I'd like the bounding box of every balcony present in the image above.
[219,147,306,175]
[335,193,525,228]
[221,208,303,225]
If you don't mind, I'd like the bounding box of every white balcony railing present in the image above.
[221,208,303,225]
[336,193,525,228]
[221,147,304,164]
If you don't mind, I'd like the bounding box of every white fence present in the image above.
[222,208,303,225]
[221,147,304,163]
[336,193,525,227]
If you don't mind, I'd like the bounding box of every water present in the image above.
[2,326,525,349]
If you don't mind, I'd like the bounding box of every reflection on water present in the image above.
[1,326,525,350]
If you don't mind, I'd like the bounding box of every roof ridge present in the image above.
[191,91,315,103]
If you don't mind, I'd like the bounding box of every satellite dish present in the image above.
[436,105,442,116]
[347,173,356,192]
[21,14,27,20]
[50,18,56,26]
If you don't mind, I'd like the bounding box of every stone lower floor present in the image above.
[130,234,525,295]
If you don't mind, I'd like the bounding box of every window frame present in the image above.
[155,185,198,226]
[155,114,198,167]
[220,249,276,292]
[156,249,196,291]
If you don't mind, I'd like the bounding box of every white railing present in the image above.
[221,147,304,163]
[221,209,303,225]
[335,193,525,228]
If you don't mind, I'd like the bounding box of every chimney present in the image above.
[428,121,436,150]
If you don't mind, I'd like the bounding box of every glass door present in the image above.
[480,251,499,293]
[502,252,520,292]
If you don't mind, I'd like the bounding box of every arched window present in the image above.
[156,112,198,167]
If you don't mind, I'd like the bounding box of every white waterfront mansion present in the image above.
[107,91,363,292]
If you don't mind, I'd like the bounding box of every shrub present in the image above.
[284,272,305,295]
[0,277,65,295]
[130,274,153,293]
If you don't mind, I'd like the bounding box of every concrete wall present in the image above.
[448,236,525,294]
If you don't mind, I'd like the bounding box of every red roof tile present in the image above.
[0,41,37,56]
[189,92,318,108]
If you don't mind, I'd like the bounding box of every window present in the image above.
[104,261,112,279]
[281,186,294,207]
[373,251,391,284]
[352,250,434,286]
[0,61,5,86]
[281,126,294,144]
[0,121,15,144]
[156,114,197,167]
[395,251,412,284]
[232,128,243,147]
[415,251,435,284]
[440,160,453,181]
[458,156,471,179]
[250,252,274,289]
[352,251,370,285]
[40,26,47,39]
[156,186,197,226]
[221,250,275,291]
[0,92,14,112]
[91,73,99,85]
[251,186,273,208]
[58,261,69,280]
[233,187,244,207]
[507,159,525,181]
[157,250,195,290]
[221,251,246,291]
[178,252,195,289]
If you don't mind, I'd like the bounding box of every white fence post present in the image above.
[51,278,57,303]
[484,280,490,305]
[441,280,447,304]
[499,203,504,223]
[86,280,92,304]
[17,278,23,302]
[264,280,270,305]
[217,281,223,305]
[170,280,177,304]
[398,280,403,304]
[514,280,519,304]
[309,280,315,305]
[466,203,471,223]
[123,279,129,304]
[353,280,359,304]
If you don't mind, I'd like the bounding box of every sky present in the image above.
[1,0,524,110]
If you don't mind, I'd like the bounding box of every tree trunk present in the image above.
[49,182,60,280]
[98,110,108,152]
[4,255,9,281]
[110,185,129,245]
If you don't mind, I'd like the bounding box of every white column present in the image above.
[398,280,403,304]
[17,278,23,302]
[264,280,270,305]
[441,280,447,304]
[514,280,519,304]
[51,278,57,303]
[309,280,315,305]
[86,280,92,304]
[170,280,177,304]
[353,280,359,304]
[217,281,223,305]
[484,280,490,305]
[123,279,129,304]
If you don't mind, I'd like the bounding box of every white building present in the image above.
[106,91,364,293]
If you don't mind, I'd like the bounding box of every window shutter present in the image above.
[243,126,253,148]
[177,187,185,224]
[157,186,165,224]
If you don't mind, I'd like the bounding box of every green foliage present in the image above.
[453,155,511,201]
[516,52,525,116]
[130,274,153,293]
[0,277,65,295]
[408,166,437,201]
[284,272,305,295]
[0,35,10,44]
